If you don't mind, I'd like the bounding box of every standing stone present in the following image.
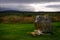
[34,15,43,31]
[42,14,53,34]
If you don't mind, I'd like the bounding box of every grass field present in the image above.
[0,22,60,40]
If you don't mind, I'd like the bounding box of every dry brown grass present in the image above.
[0,15,60,23]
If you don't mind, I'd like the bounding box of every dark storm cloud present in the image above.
[0,3,35,11]
[46,5,60,8]
[0,0,60,3]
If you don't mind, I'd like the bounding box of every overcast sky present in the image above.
[0,0,60,12]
